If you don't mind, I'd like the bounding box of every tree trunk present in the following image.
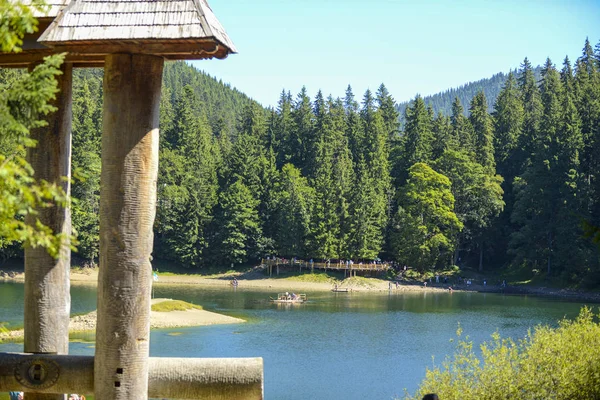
[95,54,163,400]
[478,241,484,272]
[24,63,73,400]
[453,247,460,265]
[547,231,552,276]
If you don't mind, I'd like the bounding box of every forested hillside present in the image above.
[2,38,600,286]
[397,67,542,121]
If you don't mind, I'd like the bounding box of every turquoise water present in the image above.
[0,282,590,399]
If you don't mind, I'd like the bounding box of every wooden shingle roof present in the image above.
[38,0,236,60]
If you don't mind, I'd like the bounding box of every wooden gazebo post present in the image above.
[23,61,72,400]
[93,52,163,398]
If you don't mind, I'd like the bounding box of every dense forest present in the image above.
[2,38,600,285]
[397,67,543,122]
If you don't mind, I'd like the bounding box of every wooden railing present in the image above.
[261,258,390,272]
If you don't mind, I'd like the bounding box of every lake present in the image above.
[0,281,590,399]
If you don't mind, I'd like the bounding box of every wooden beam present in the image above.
[0,354,264,400]
[24,62,73,400]
[96,53,163,400]
[44,40,230,59]
[0,40,229,67]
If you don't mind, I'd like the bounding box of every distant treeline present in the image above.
[396,68,542,122]
[1,38,600,286]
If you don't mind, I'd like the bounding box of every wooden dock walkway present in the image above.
[261,258,390,277]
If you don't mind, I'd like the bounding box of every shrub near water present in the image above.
[407,308,600,400]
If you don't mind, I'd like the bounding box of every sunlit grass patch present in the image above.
[151,300,203,312]
[282,272,338,283]
[343,276,378,288]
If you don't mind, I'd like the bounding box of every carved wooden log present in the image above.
[0,354,264,399]
[97,53,163,400]
[24,62,73,400]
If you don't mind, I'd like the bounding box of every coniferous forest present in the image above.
[2,38,600,285]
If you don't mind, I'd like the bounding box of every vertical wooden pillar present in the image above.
[24,63,73,400]
[95,53,163,400]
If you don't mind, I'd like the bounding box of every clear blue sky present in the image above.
[192,0,600,108]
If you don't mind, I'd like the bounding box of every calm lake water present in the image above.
[0,281,591,399]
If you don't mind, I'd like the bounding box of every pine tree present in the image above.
[360,90,391,255]
[510,58,584,277]
[273,90,294,168]
[400,95,433,178]
[575,40,600,228]
[308,95,355,259]
[344,85,364,167]
[212,180,261,264]
[450,97,473,154]
[155,85,219,267]
[376,83,400,145]
[290,87,315,174]
[272,164,314,258]
[494,72,524,182]
[348,156,385,259]
[431,113,452,160]
[516,57,543,167]
[469,91,496,173]
[71,74,102,264]
[328,97,355,258]
[488,72,524,267]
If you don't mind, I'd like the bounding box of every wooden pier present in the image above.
[261,258,390,277]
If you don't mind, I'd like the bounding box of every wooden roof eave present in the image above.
[0,39,233,68]
[40,37,233,60]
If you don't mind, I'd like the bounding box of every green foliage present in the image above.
[435,150,504,246]
[71,69,102,263]
[0,0,45,53]
[408,308,600,400]
[401,95,433,172]
[272,163,314,258]
[0,0,70,258]
[212,180,261,264]
[396,69,533,124]
[469,91,496,173]
[391,163,463,271]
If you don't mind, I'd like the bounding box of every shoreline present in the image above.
[0,298,245,343]
[2,268,600,303]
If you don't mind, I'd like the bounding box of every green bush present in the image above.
[406,307,600,400]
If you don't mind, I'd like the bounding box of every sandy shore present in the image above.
[51,268,449,293]
[0,298,244,343]
[4,266,600,302]
[1,268,433,291]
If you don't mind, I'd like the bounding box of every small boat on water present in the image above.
[331,287,350,293]
[270,293,307,303]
